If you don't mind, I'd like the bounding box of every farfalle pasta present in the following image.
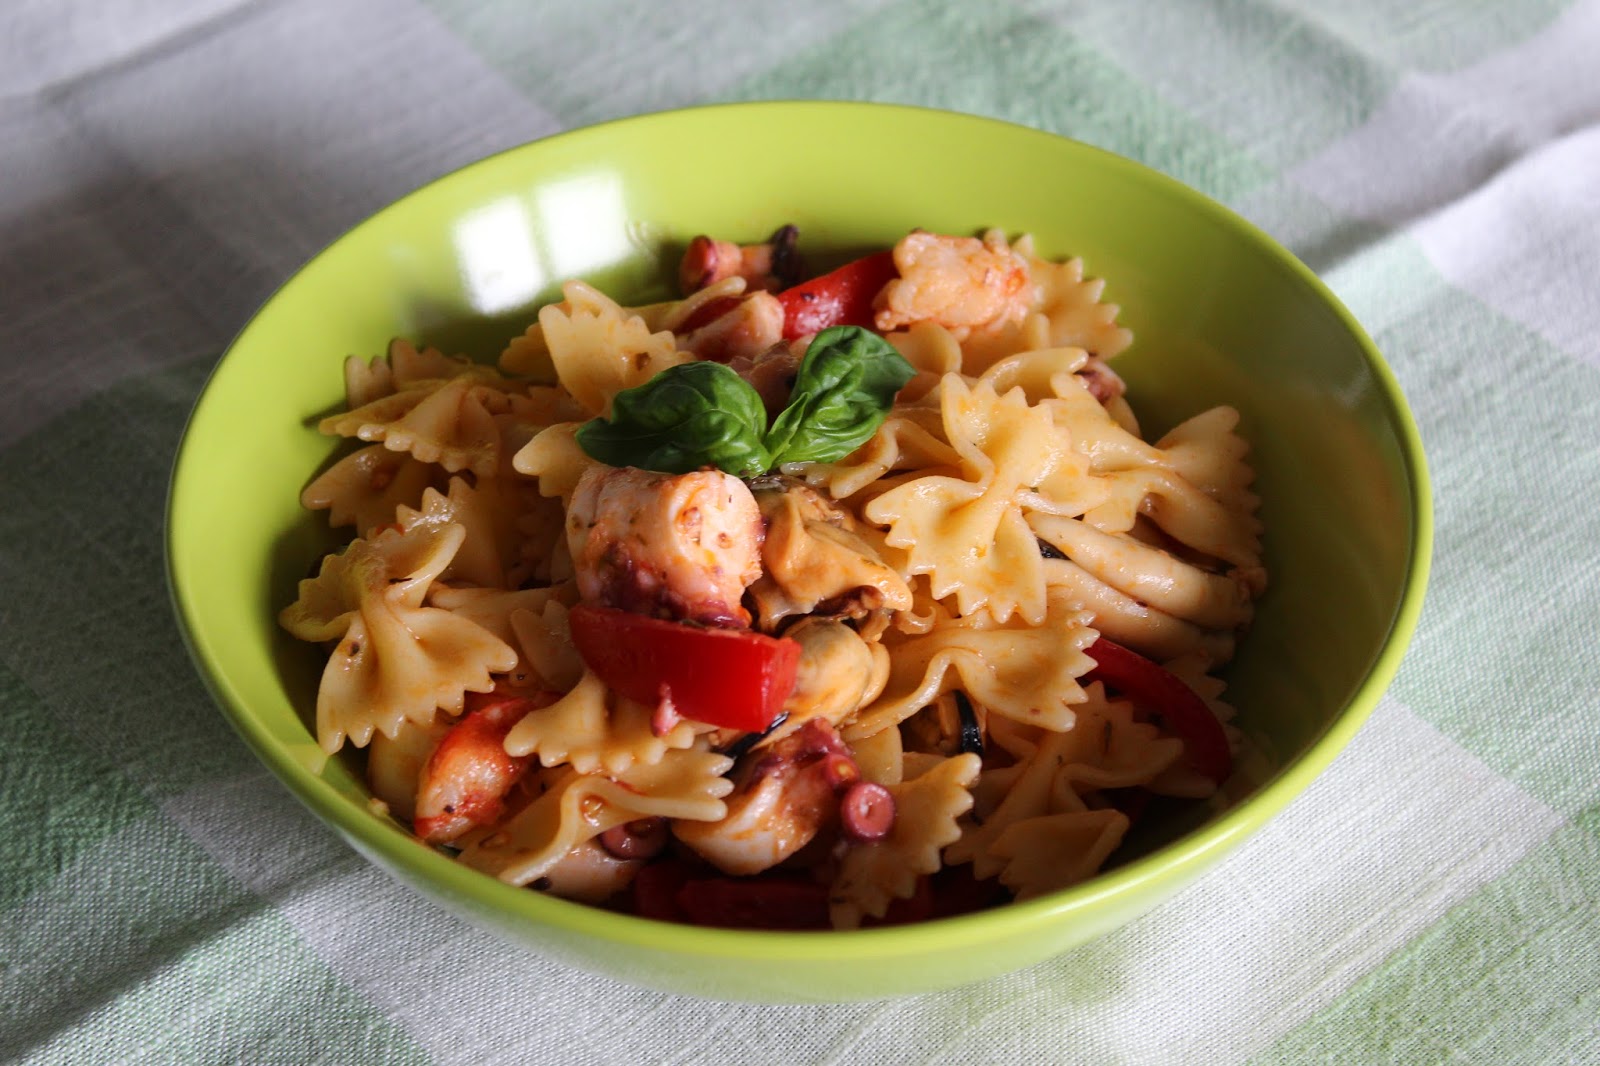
[280,225,1265,930]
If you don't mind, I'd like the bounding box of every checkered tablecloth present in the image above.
[4,1,1598,1062]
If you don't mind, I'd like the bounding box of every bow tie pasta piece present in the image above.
[397,476,538,590]
[278,522,518,753]
[508,600,585,693]
[866,376,1094,625]
[1031,514,1255,632]
[512,422,600,506]
[344,338,491,408]
[829,752,981,929]
[506,492,572,588]
[427,584,573,689]
[1144,655,1252,800]
[945,683,1182,885]
[987,810,1130,903]
[976,349,1161,475]
[524,280,691,416]
[500,277,745,380]
[1083,466,1262,574]
[299,444,443,536]
[1156,405,1259,510]
[844,594,1099,739]
[1026,249,1133,361]
[796,405,960,502]
[458,748,735,887]
[884,320,965,401]
[1053,685,1185,793]
[495,387,591,470]
[1040,556,1238,665]
[501,669,699,776]
[864,372,1113,624]
[321,376,512,480]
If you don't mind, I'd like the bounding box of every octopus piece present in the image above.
[673,719,859,876]
[727,339,805,417]
[566,465,765,627]
[680,291,785,365]
[679,224,801,295]
[873,230,1031,338]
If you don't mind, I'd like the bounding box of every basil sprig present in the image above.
[576,360,772,477]
[575,326,915,478]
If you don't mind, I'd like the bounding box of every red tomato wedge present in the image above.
[777,251,898,339]
[1083,637,1232,784]
[566,604,801,733]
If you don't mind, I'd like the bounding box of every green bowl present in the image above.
[167,101,1431,1002]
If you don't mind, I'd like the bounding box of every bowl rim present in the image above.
[167,99,1433,962]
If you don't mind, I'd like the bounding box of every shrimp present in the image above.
[673,719,858,876]
[412,691,555,843]
[873,229,1031,338]
[567,465,764,627]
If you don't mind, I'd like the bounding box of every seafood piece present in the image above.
[874,230,1031,338]
[537,839,646,904]
[747,479,912,629]
[728,339,805,416]
[673,719,858,876]
[567,465,764,627]
[679,224,801,294]
[760,618,884,745]
[680,292,785,365]
[413,692,554,843]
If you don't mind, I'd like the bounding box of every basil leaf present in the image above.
[576,361,772,477]
[763,326,916,467]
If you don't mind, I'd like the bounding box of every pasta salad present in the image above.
[280,226,1265,929]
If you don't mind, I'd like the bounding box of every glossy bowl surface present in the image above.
[168,101,1431,1002]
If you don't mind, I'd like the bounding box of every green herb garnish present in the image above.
[575,326,915,477]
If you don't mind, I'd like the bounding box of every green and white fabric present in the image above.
[3,1,1597,1061]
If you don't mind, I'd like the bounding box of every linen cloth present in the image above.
[3,1,1598,1061]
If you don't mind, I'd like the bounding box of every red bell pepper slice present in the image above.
[777,251,898,339]
[567,604,801,733]
[675,876,831,930]
[1083,637,1232,784]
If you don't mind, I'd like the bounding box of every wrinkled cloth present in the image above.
[2,1,1598,1063]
